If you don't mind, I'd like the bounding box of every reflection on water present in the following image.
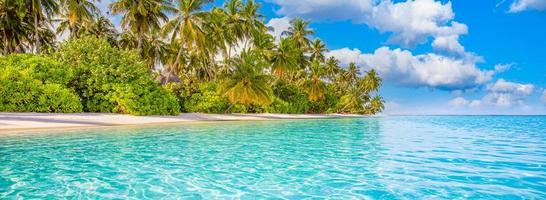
[0,116,545,199]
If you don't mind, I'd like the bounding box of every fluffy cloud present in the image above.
[266,17,291,41]
[326,47,494,90]
[449,79,535,108]
[270,0,467,54]
[508,0,546,12]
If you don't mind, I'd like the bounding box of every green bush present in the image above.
[264,98,291,113]
[0,54,83,113]
[183,83,228,113]
[308,89,339,114]
[271,80,310,113]
[55,36,180,115]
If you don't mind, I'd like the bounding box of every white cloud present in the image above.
[449,97,469,107]
[494,63,513,73]
[326,47,494,90]
[509,0,546,12]
[449,79,535,108]
[266,17,291,42]
[487,79,534,96]
[271,0,468,55]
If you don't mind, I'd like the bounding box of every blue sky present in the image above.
[99,0,546,115]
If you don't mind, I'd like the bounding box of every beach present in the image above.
[0,112,364,132]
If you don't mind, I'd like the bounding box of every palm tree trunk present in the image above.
[137,34,142,50]
[167,45,185,83]
[34,13,41,54]
[225,98,241,114]
[3,30,8,55]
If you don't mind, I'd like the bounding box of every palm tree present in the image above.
[239,0,265,50]
[310,38,327,62]
[252,30,274,60]
[162,0,212,82]
[57,0,100,37]
[29,0,58,53]
[283,18,314,69]
[141,30,168,70]
[360,69,381,93]
[300,60,327,102]
[87,16,117,38]
[204,7,232,62]
[366,95,384,114]
[109,0,171,49]
[324,56,340,82]
[0,0,31,54]
[283,18,314,49]
[337,88,365,114]
[220,50,273,110]
[222,0,244,44]
[270,38,297,77]
[345,62,360,85]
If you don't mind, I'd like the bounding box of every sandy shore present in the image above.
[0,112,364,132]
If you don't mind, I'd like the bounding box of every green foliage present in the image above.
[270,80,309,113]
[0,54,83,113]
[308,90,339,114]
[54,36,180,115]
[1,0,385,115]
[184,83,228,113]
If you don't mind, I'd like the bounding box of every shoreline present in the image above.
[0,112,365,133]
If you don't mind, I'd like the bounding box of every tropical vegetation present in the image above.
[0,0,384,115]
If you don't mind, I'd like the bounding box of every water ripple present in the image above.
[1,116,545,199]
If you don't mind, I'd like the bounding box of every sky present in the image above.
[98,0,546,115]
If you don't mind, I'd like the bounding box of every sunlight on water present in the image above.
[1,116,545,199]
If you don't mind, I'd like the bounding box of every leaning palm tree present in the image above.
[220,50,273,111]
[109,0,171,49]
[29,0,58,53]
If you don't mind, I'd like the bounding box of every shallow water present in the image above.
[1,116,545,199]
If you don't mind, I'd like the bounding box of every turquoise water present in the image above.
[1,116,545,199]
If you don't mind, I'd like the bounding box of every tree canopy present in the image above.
[0,0,384,115]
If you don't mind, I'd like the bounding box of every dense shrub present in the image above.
[0,54,83,113]
[54,36,180,115]
[271,80,310,113]
[308,89,339,114]
[183,83,228,113]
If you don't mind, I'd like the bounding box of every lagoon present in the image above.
[1,116,545,199]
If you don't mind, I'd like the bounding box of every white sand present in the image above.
[0,112,364,132]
